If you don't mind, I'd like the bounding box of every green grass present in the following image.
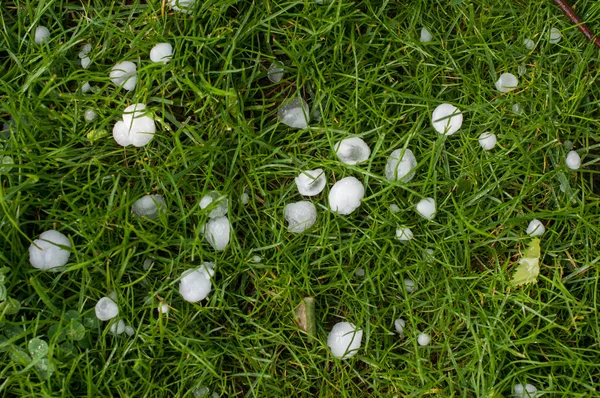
[1,0,600,396]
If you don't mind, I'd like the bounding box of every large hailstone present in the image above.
[203,216,230,251]
[327,322,363,359]
[113,103,156,147]
[29,230,72,270]
[284,201,317,233]
[334,137,371,165]
[416,197,436,220]
[566,150,581,170]
[278,97,309,129]
[268,61,284,83]
[34,26,50,45]
[150,43,173,64]
[169,0,195,12]
[495,73,518,93]
[132,194,166,219]
[79,43,92,69]
[417,332,431,346]
[432,104,463,135]
[386,148,417,182]
[420,28,432,42]
[526,219,545,237]
[479,132,497,150]
[295,169,326,196]
[179,263,215,302]
[328,177,365,215]
[394,318,406,337]
[95,297,119,321]
[396,227,413,241]
[199,191,228,218]
[110,61,137,91]
[513,383,538,398]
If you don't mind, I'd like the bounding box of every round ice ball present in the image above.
[495,73,518,93]
[394,318,405,337]
[199,191,228,218]
[150,43,173,64]
[110,61,137,91]
[284,201,317,233]
[523,38,535,50]
[29,230,72,270]
[278,97,309,129]
[268,61,284,83]
[417,332,431,346]
[34,26,50,45]
[478,132,497,150]
[526,219,545,237]
[416,197,436,220]
[396,227,413,241]
[386,148,417,182]
[113,103,155,147]
[158,303,169,314]
[179,266,213,303]
[329,177,365,215]
[404,278,416,293]
[84,109,97,122]
[203,216,230,251]
[432,104,463,135]
[420,27,432,43]
[512,103,523,114]
[110,319,126,335]
[389,204,400,213]
[95,297,119,321]
[513,383,538,398]
[566,150,581,170]
[334,137,371,165]
[132,194,166,219]
[327,322,363,359]
[295,169,326,196]
[549,27,561,44]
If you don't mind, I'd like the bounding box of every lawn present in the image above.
[1,0,599,397]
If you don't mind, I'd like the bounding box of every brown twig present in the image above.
[553,0,600,48]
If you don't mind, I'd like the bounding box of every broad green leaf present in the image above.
[28,338,49,360]
[511,239,541,287]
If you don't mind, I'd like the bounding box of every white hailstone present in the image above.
[334,137,371,165]
[110,61,137,91]
[549,27,561,44]
[124,325,135,337]
[84,109,97,122]
[420,27,433,42]
[327,322,363,359]
[432,104,463,135]
[34,26,50,45]
[389,204,400,213]
[526,219,545,237]
[394,318,405,337]
[158,303,169,314]
[267,61,284,83]
[150,43,173,64]
[29,230,72,270]
[329,177,365,215]
[143,258,154,271]
[199,191,228,218]
[132,194,166,219]
[81,82,92,93]
[113,103,156,147]
[354,268,365,277]
[95,297,119,321]
[415,197,436,220]
[169,0,195,12]
[278,97,309,129]
[513,383,538,398]
[386,148,417,182]
[110,320,126,335]
[251,255,262,263]
[523,39,535,50]
[241,191,249,205]
[78,43,92,59]
[404,278,416,293]
[417,332,431,346]
[495,73,519,93]
[108,290,117,301]
[518,63,527,76]
[81,56,91,69]
[478,132,497,150]
[179,263,215,302]
[203,216,230,250]
[295,169,326,196]
[566,150,581,170]
[512,103,523,114]
[396,227,413,241]
[284,201,317,233]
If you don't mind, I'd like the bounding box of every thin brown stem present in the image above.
[553,0,600,49]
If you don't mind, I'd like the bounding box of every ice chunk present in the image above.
[295,169,326,196]
[110,320,126,335]
[143,258,154,271]
[386,148,417,181]
[110,61,137,91]
[416,197,436,220]
[566,150,581,170]
[404,278,416,293]
[81,56,91,69]
[78,43,92,58]
[267,61,284,83]
[251,255,262,263]
[417,332,431,346]
[179,264,214,302]
[478,132,497,150]
[278,97,309,129]
[124,325,135,337]
[169,0,195,12]
[394,318,405,337]
[327,322,363,359]
[241,191,249,205]
[334,137,371,165]
[354,268,365,277]
[328,177,364,215]
[199,191,228,218]
[495,73,518,93]
[29,230,71,270]
[396,227,413,241]
[420,27,432,42]
[389,204,400,213]
[513,383,538,398]
[95,297,118,321]
[549,27,561,44]
[132,194,166,219]
[526,219,545,237]
[84,109,97,122]
[432,104,463,135]
[158,303,169,314]
[113,103,156,147]
[512,103,523,114]
[82,82,92,93]
[523,39,535,50]
[150,43,173,64]
[284,201,317,233]
[203,216,230,250]
[34,26,50,45]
